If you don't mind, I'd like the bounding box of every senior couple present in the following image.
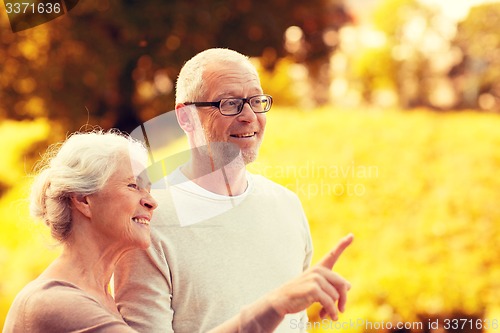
[3,48,353,333]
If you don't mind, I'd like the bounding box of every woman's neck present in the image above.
[39,233,128,315]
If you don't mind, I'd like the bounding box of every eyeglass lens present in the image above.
[220,95,271,115]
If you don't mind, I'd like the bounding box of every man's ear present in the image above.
[70,194,92,219]
[175,104,195,132]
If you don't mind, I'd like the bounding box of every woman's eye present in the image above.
[128,183,139,190]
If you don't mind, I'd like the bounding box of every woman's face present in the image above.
[86,155,157,251]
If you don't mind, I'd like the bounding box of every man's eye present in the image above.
[223,99,238,107]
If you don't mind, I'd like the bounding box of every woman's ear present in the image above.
[70,194,92,219]
[175,104,195,132]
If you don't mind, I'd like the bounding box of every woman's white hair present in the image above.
[175,48,260,104]
[29,129,148,242]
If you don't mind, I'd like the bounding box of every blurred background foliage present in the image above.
[0,0,351,131]
[251,108,500,332]
[1,0,500,331]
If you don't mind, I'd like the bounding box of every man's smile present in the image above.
[230,132,257,138]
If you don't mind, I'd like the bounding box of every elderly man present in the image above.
[114,48,349,332]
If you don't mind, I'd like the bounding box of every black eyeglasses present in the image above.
[185,94,273,116]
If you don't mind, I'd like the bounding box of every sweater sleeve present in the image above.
[207,296,284,333]
[301,208,313,272]
[114,246,174,333]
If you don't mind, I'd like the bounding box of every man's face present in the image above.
[195,61,267,165]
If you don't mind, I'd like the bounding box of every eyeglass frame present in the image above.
[184,94,273,116]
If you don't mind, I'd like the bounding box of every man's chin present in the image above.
[241,150,258,165]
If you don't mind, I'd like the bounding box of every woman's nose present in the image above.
[141,192,158,210]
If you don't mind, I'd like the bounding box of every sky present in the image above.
[419,0,500,21]
[344,0,500,23]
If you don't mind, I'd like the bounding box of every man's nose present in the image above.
[237,102,257,122]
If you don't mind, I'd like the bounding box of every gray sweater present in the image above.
[3,279,134,333]
[114,171,313,332]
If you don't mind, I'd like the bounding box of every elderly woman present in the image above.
[3,130,155,332]
[3,130,353,333]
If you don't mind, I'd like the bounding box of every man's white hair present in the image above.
[175,48,260,104]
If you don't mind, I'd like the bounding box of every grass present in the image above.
[1,108,500,331]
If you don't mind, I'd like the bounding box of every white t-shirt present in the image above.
[166,167,253,227]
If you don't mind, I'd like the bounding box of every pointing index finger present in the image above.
[318,233,354,270]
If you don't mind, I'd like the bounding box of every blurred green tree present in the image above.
[0,0,351,132]
[370,0,442,108]
[347,0,460,110]
[450,3,500,111]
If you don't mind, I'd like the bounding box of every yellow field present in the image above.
[1,108,500,331]
[257,107,500,332]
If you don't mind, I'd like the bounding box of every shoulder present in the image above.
[18,279,100,317]
[5,279,127,332]
[4,280,89,331]
[8,279,87,313]
[250,173,301,201]
[248,173,309,229]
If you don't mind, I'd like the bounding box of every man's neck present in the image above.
[181,157,248,196]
